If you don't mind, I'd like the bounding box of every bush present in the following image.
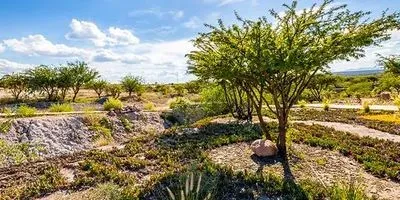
[16,105,37,117]
[298,100,307,108]
[394,98,400,108]
[169,97,192,109]
[323,102,330,111]
[200,85,229,116]
[103,98,123,111]
[107,84,123,98]
[362,101,370,113]
[143,102,156,111]
[49,103,74,112]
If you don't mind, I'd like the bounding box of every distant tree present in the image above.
[184,80,202,94]
[67,61,99,102]
[121,75,143,97]
[89,79,108,98]
[106,84,123,98]
[26,65,59,101]
[57,66,74,101]
[188,0,400,156]
[307,74,337,101]
[377,55,400,94]
[0,73,28,101]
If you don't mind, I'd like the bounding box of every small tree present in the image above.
[121,75,143,97]
[26,65,59,101]
[377,55,400,95]
[67,61,99,102]
[90,79,108,98]
[0,73,28,101]
[188,0,400,156]
[57,66,74,101]
[106,84,123,98]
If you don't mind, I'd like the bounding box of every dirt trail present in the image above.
[208,142,400,199]
[212,117,400,143]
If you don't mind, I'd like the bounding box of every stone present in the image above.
[380,92,391,101]
[250,139,278,157]
[107,110,117,117]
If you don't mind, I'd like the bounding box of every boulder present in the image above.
[250,139,278,157]
[380,92,391,101]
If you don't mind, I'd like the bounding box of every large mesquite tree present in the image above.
[188,0,399,156]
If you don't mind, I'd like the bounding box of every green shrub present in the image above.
[394,98,400,108]
[298,100,307,108]
[200,85,229,116]
[362,101,370,113]
[169,97,192,109]
[106,84,123,98]
[0,120,12,134]
[330,179,368,200]
[16,105,36,117]
[143,102,156,111]
[104,98,123,111]
[49,103,74,112]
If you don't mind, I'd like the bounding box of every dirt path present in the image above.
[208,142,400,199]
[212,117,400,143]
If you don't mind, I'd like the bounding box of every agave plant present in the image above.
[166,173,212,200]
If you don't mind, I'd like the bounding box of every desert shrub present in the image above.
[394,98,400,108]
[0,120,12,134]
[49,103,74,112]
[362,101,370,113]
[298,100,307,108]
[120,117,133,132]
[107,84,123,98]
[173,84,187,96]
[104,98,123,111]
[167,97,206,125]
[330,179,368,200]
[200,85,229,116]
[16,105,36,117]
[169,97,192,109]
[0,139,41,167]
[143,102,156,111]
[323,102,330,111]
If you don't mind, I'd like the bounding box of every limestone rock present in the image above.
[250,139,278,157]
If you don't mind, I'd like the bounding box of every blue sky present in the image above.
[0,0,399,83]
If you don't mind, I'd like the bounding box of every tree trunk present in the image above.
[128,91,132,97]
[277,114,288,156]
[255,106,272,140]
[72,92,78,102]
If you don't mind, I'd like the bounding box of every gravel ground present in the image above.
[208,142,400,200]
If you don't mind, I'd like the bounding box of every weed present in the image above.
[144,102,156,111]
[16,105,36,117]
[103,98,123,111]
[49,103,74,112]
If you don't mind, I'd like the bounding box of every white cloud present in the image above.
[128,9,184,20]
[3,34,89,58]
[184,17,202,29]
[330,30,400,72]
[0,43,5,53]
[92,49,148,64]
[204,0,245,6]
[65,19,140,47]
[0,59,33,75]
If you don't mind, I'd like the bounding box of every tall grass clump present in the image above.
[330,179,368,200]
[362,101,370,113]
[16,105,36,117]
[49,103,74,112]
[103,98,123,111]
[166,173,212,200]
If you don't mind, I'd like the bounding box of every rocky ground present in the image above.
[208,142,400,200]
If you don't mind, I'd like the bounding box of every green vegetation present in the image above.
[106,84,123,98]
[143,102,156,111]
[0,73,27,101]
[187,0,399,156]
[0,139,41,167]
[290,109,400,136]
[89,79,108,98]
[121,75,144,97]
[103,98,123,111]
[290,123,400,181]
[49,103,74,112]
[16,105,37,117]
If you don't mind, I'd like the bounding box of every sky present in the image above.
[0,0,399,83]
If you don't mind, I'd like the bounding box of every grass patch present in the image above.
[16,105,37,117]
[143,102,156,111]
[361,114,400,124]
[49,103,74,112]
[103,98,123,111]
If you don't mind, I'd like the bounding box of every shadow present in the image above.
[250,154,281,174]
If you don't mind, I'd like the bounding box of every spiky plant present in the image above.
[166,173,212,200]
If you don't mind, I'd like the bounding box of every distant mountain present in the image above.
[333,68,383,76]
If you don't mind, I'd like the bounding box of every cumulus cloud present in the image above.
[128,9,184,20]
[92,49,148,64]
[0,43,5,53]
[65,19,140,47]
[3,34,89,58]
[0,59,32,75]
[184,17,202,29]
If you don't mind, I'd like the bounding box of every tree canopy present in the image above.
[187,0,400,155]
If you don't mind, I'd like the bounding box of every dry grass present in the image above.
[361,114,400,124]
